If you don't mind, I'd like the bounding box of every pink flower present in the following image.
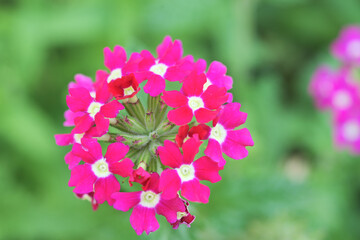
[205,102,254,167]
[129,167,151,187]
[69,138,134,205]
[158,138,223,203]
[171,199,195,229]
[332,26,360,65]
[136,36,193,96]
[175,124,211,147]
[162,71,228,125]
[334,111,360,154]
[75,192,99,211]
[112,173,186,235]
[66,79,124,135]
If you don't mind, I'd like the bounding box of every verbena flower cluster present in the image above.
[55,36,254,235]
[310,26,360,154]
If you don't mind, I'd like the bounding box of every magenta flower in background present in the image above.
[55,36,254,235]
[332,26,360,65]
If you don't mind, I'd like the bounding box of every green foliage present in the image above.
[1,0,360,239]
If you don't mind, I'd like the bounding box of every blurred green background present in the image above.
[1,0,360,239]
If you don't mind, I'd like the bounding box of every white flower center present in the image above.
[150,63,168,77]
[91,159,111,178]
[73,133,85,144]
[188,97,204,111]
[332,90,352,110]
[87,102,103,118]
[107,68,123,83]
[343,120,360,142]
[347,40,360,59]
[139,191,160,208]
[210,124,227,144]
[203,78,212,91]
[177,164,195,182]
[89,91,96,98]
[124,86,135,96]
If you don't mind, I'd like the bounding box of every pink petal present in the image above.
[204,139,226,167]
[194,108,218,123]
[69,164,97,194]
[181,71,206,96]
[143,74,166,97]
[156,36,172,59]
[65,150,82,169]
[158,140,183,168]
[156,197,186,224]
[167,106,193,125]
[95,70,109,86]
[66,88,93,112]
[181,179,210,203]
[112,191,141,211]
[94,113,110,135]
[95,81,110,103]
[218,102,247,129]
[109,158,134,177]
[144,173,161,193]
[207,61,233,90]
[100,100,124,118]
[64,110,84,127]
[54,133,74,146]
[104,45,127,70]
[81,138,103,160]
[160,39,183,66]
[72,143,96,164]
[193,156,222,183]
[159,169,181,199]
[182,137,202,164]
[161,90,188,108]
[105,142,129,162]
[202,85,228,109]
[130,205,159,235]
[138,50,156,72]
[164,58,193,82]
[222,128,254,160]
[94,175,120,205]
[69,74,93,91]
[72,114,94,134]
[123,52,142,74]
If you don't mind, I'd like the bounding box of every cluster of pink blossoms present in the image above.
[310,26,360,154]
[55,36,254,235]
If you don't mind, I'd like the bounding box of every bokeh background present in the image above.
[1,0,360,239]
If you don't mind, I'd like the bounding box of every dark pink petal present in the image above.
[222,128,254,160]
[72,143,96,164]
[138,50,156,72]
[194,108,218,123]
[143,74,166,97]
[181,179,210,203]
[65,150,82,169]
[104,45,127,70]
[202,85,228,109]
[156,36,172,59]
[94,175,120,205]
[81,138,103,160]
[207,61,233,90]
[54,133,74,146]
[66,88,93,112]
[69,74,93,92]
[193,58,207,73]
[161,91,188,108]
[158,140,183,168]
[105,142,129,162]
[218,102,247,129]
[156,196,186,224]
[204,139,226,167]
[181,71,206,96]
[160,39,183,66]
[94,113,110,135]
[100,100,124,118]
[168,106,193,125]
[193,156,223,183]
[64,110,84,127]
[69,164,97,194]
[130,205,159,235]
[182,137,202,164]
[144,173,161,193]
[123,52,142,74]
[95,81,110,103]
[72,115,94,134]
[159,169,181,199]
[164,58,193,82]
[109,158,134,177]
[95,70,109,86]
[112,191,141,211]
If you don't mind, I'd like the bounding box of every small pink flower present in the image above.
[171,199,195,229]
[334,111,360,154]
[204,102,254,167]
[129,167,151,187]
[112,173,186,235]
[69,138,134,205]
[162,71,228,125]
[66,78,124,135]
[331,26,360,65]
[136,36,193,96]
[158,138,223,203]
[75,192,99,211]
